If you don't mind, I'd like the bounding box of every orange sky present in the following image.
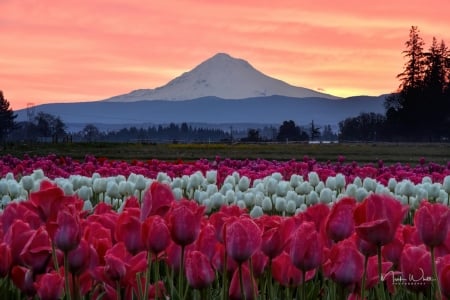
[2,0,450,110]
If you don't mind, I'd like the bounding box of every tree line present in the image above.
[339,26,450,142]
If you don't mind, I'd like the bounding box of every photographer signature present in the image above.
[381,268,435,285]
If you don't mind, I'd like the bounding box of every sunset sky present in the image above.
[2,0,450,110]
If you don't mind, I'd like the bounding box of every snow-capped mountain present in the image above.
[103,53,339,102]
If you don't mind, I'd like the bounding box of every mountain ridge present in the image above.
[102,53,340,102]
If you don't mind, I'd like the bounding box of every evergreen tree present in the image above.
[0,91,17,143]
[397,26,426,91]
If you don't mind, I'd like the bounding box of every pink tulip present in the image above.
[414,201,450,248]
[20,226,52,274]
[140,181,175,220]
[229,265,258,300]
[167,200,205,246]
[34,271,64,300]
[354,194,408,246]
[115,208,144,254]
[272,251,315,287]
[325,197,356,242]
[54,207,82,253]
[141,215,171,255]
[226,216,262,264]
[185,250,216,289]
[289,221,323,272]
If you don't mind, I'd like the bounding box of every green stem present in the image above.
[302,269,306,300]
[144,251,152,300]
[431,247,442,300]
[222,248,228,300]
[377,245,382,282]
[155,259,160,300]
[179,245,185,300]
[116,280,122,300]
[249,257,257,300]
[238,264,247,300]
[361,255,368,300]
[63,253,72,300]
[52,243,60,272]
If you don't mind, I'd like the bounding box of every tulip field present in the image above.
[1,154,450,299]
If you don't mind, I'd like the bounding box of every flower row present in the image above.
[0,180,450,299]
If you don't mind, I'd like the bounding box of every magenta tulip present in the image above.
[229,265,258,300]
[167,200,205,246]
[414,201,450,248]
[325,197,356,242]
[289,221,323,272]
[34,271,64,300]
[115,208,144,254]
[141,215,171,254]
[226,216,262,264]
[354,194,408,246]
[54,207,82,253]
[400,244,433,294]
[185,250,216,289]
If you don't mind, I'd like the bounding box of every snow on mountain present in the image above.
[103,53,339,102]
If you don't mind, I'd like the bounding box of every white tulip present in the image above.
[320,188,333,204]
[355,187,368,202]
[296,182,312,195]
[443,176,450,193]
[244,192,255,207]
[421,176,432,184]
[93,178,107,194]
[275,197,286,213]
[307,191,319,205]
[387,178,397,192]
[335,174,346,191]
[238,176,250,192]
[83,200,93,212]
[250,206,264,218]
[211,192,225,209]
[0,179,9,195]
[308,172,320,188]
[353,177,362,188]
[173,188,183,200]
[206,184,218,196]
[286,200,297,214]
[78,186,92,201]
[271,172,283,181]
[266,178,278,195]
[21,176,34,193]
[135,175,147,191]
[325,177,336,190]
[315,182,325,194]
[276,181,290,197]
[237,200,246,209]
[262,197,273,212]
[225,190,236,204]
[345,183,358,198]
[106,181,120,199]
[206,170,217,184]
[31,169,45,181]
[363,178,377,192]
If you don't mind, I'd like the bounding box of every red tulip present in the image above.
[258,215,285,259]
[414,201,450,248]
[83,221,112,265]
[68,238,96,275]
[20,226,52,274]
[229,265,258,300]
[0,242,12,277]
[400,244,432,293]
[54,207,82,253]
[103,242,130,282]
[211,243,238,274]
[185,250,216,289]
[4,219,34,266]
[382,225,405,268]
[272,251,315,287]
[209,205,245,243]
[437,254,450,298]
[167,200,205,246]
[323,239,365,286]
[325,197,356,242]
[354,194,408,246]
[289,221,323,272]
[11,266,35,297]
[226,216,262,264]
[359,255,393,290]
[34,271,64,300]
[194,222,217,261]
[140,181,175,220]
[141,215,171,254]
[115,208,144,254]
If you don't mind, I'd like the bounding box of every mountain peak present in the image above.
[103,53,339,102]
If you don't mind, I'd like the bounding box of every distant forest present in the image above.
[1,26,449,144]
